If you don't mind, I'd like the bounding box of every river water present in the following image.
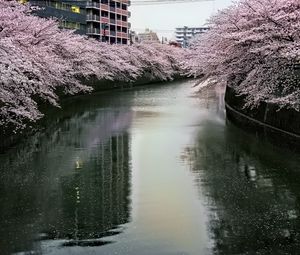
[1,80,300,255]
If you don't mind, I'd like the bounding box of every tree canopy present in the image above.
[188,0,300,109]
[0,0,186,129]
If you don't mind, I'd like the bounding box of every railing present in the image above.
[121,21,128,27]
[87,27,100,34]
[101,17,109,23]
[110,31,116,37]
[86,1,100,8]
[86,14,100,21]
[110,19,116,24]
[102,31,110,36]
[100,4,109,11]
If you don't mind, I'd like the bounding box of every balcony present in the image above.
[116,8,128,16]
[86,14,100,22]
[100,4,109,11]
[118,32,128,38]
[128,11,131,18]
[87,27,100,34]
[102,30,110,36]
[110,6,116,12]
[101,17,109,23]
[110,31,116,37]
[110,19,116,24]
[115,0,130,4]
[86,2,100,9]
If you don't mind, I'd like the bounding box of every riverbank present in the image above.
[225,86,300,151]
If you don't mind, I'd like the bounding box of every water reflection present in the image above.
[1,81,300,255]
[183,110,300,254]
[0,93,133,255]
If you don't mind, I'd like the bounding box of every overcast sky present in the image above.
[130,0,233,40]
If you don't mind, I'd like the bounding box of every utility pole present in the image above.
[130,31,134,45]
[183,26,188,48]
[102,23,109,43]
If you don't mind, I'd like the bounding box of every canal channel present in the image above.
[1,80,300,255]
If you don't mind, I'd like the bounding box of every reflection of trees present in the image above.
[0,92,133,254]
[183,122,300,254]
[43,134,131,246]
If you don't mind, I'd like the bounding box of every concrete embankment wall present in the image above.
[225,86,300,150]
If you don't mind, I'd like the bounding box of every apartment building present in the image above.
[27,0,131,44]
[86,0,131,44]
[175,26,209,47]
[29,0,87,34]
[137,29,159,43]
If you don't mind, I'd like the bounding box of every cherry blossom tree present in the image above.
[0,0,186,130]
[188,0,300,109]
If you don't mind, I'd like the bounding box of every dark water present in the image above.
[1,80,300,255]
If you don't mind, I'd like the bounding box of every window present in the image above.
[71,6,80,13]
[59,20,81,30]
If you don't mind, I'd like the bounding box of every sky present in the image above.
[130,0,233,40]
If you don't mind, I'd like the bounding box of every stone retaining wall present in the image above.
[225,86,300,150]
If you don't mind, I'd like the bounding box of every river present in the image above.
[1,80,300,255]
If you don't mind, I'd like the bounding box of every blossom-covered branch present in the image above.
[0,0,186,129]
[187,0,300,109]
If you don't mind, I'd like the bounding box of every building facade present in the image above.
[28,0,131,44]
[137,29,159,43]
[175,26,209,47]
[86,0,131,44]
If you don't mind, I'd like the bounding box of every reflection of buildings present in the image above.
[44,133,131,245]
[182,122,300,254]
[0,91,134,254]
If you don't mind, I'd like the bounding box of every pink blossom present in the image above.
[187,0,300,109]
[0,0,186,129]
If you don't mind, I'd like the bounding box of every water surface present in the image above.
[1,80,300,255]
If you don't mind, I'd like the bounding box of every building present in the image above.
[137,29,160,43]
[86,0,131,44]
[27,0,131,44]
[129,31,140,44]
[175,26,209,47]
[29,0,88,35]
